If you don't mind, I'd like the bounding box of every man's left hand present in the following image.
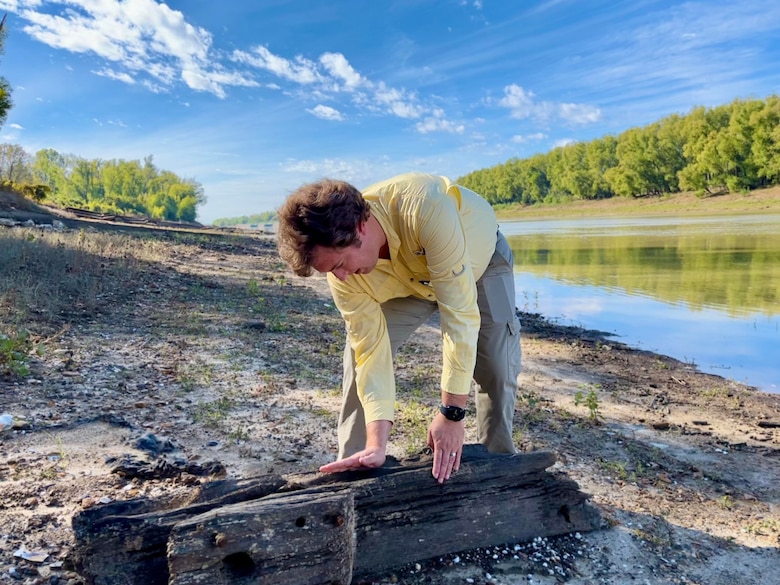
[427,414,465,483]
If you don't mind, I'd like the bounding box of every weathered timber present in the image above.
[71,474,287,585]
[168,491,355,585]
[282,446,600,578]
[72,446,601,585]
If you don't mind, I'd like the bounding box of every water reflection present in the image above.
[501,214,780,393]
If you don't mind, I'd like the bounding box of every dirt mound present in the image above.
[0,190,49,213]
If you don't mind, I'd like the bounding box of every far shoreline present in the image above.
[493,185,780,221]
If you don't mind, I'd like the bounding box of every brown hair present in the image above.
[277,178,370,276]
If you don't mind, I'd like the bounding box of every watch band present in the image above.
[439,404,466,422]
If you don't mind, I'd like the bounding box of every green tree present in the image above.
[32,148,69,204]
[750,95,780,185]
[678,104,732,194]
[66,158,103,207]
[585,136,618,199]
[0,143,32,183]
[605,124,680,197]
[717,99,764,192]
[0,15,13,129]
[556,142,598,200]
[517,154,550,204]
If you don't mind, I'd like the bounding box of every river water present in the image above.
[501,214,780,393]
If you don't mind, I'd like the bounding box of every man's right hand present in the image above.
[319,446,386,473]
[319,419,392,473]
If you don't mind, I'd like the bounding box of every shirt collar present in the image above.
[367,200,399,261]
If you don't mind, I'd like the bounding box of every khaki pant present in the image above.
[337,231,522,457]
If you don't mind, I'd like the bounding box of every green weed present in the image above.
[246,278,260,296]
[744,518,780,536]
[194,397,235,427]
[0,329,41,377]
[574,384,602,422]
[717,494,735,510]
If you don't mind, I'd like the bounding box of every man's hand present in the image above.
[427,413,465,483]
[319,445,386,473]
[319,420,391,474]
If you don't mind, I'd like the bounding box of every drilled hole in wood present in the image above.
[222,552,255,578]
[295,516,307,527]
[558,504,571,523]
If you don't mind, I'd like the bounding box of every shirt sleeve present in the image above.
[414,187,480,396]
[327,274,397,424]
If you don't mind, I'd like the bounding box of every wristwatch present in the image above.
[439,404,466,422]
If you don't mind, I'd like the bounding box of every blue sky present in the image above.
[1,0,779,223]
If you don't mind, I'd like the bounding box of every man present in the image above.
[277,173,521,483]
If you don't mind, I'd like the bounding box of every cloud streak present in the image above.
[498,84,601,125]
[1,0,532,136]
[13,0,252,96]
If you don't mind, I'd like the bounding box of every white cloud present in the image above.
[498,85,537,119]
[512,133,547,143]
[319,52,364,90]
[141,79,168,94]
[307,105,345,121]
[282,158,374,182]
[93,68,136,85]
[553,138,576,148]
[9,2,458,127]
[499,84,601,125]
[232,46,321,84]
[9,123,23,130]
[373,83,424,119]
[559,102,601,124]
[13,0,252,97]
[415,109,464,134]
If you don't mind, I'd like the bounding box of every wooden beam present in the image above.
[71,475,287,585]
[168,491,355,585]
[72,446,601,585]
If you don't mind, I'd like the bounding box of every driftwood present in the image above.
[71,474,287,585]
[72,446,601,585]
[168,491,355,585]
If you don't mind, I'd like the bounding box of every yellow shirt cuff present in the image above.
[441,370,472,395]
[362,400,396,425]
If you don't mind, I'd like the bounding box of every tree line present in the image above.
[212,211,276,227]
[457,95,780,205]
[0,145,205,222]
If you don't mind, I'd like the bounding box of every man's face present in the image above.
[311,240,379,281]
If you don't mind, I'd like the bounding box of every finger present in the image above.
[319,454,361,473]
[444,449,458,480]
[436,445,456,483]
[453,450,462,473]
[432,445,444,481]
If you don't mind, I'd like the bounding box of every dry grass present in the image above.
[0,227,188,332]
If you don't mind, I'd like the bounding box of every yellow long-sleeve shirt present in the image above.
[327,173,498,424]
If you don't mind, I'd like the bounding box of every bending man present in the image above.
[277,173,521,483]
